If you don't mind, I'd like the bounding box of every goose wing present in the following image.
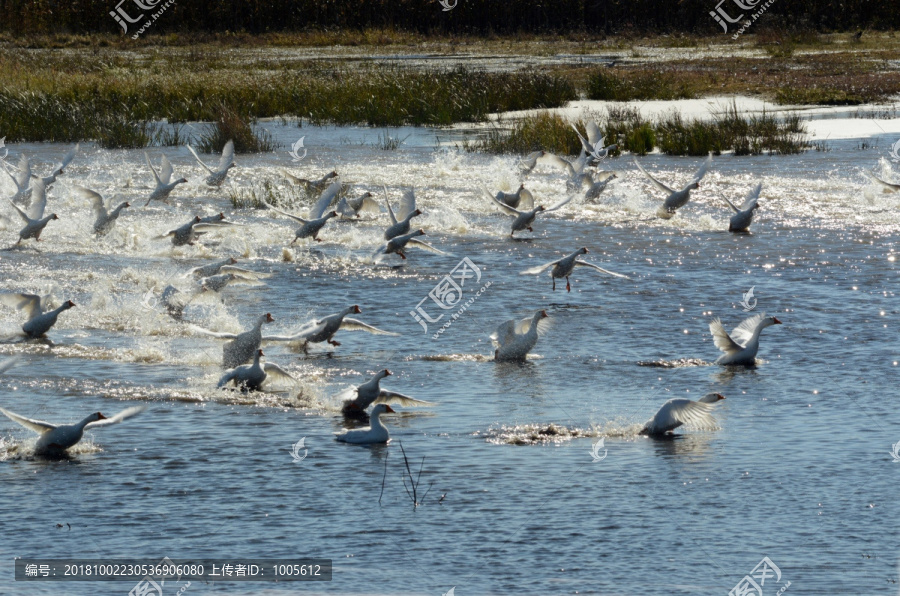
[730,312,768,346]
[739,182,762,211]
[408,238,453,256]
[216,140,235,173]
[73,186,107,217]
[490,194,524,216]
[309,179,342,219]
[520,258,559,276]
[574,260,631,279]
[26,178,47,220]
[633,158,674,195]
[50,144,78,177]
[396,188,416,221]
[263,201,308,224]
[544,193,575,213]
[186,145,214,175]
[0,407,56,433]
[709,318,743,354]
[262,362,298,383]
[373,390,435,407]
[661,398,719,430]
[0,292,43,319]
[187,324,238,340]
[86,405,147,428]
[339,318,400,336]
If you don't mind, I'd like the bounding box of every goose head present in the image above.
[79,412,107,428]
[380,369,392,378]
[534,205,546,213]
[352,305,362,314]
[768,316,782,326]
[50,214,59,220]
[699,393,726,403]
[177,177,188,184]
[688,181,701,190]
[325,211,338,219]
[578,247,589,255]
[257,313,274,326]
[371,404,395,416]
[63,300,76,310]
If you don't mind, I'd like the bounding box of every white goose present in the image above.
[36,144,79,187]
[384,186,423,240]
[492,310,550,362]
[264,179,341,243]
[709,312,782,366]
[571,121,617,162]
[187,140,235,187]
[283,169,338,194]
[490,193,574,237]
[158,215,232,246]
[640,393,725,437]
[373,229,451,261]
[217,349,296,392]
[337,369,435,417]
[336,191,380,218]
[3,154,33,204]
[335,404,396,444]
[9,178,57,245]
[265,305,398,349]
[73,186,130,236]
[190,313,274,368]
[521,247,629,292]
[144,152,188,205]
[634,154,711,219]
[482,184,534,211]
[0,292,75,338]
[721,182,762,232]
[0,405,146,456]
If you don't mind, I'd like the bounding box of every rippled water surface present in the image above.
[0,122,898,595]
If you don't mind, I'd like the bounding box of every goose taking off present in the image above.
[217,349,297,392]
[283,170,338,194]
[489,192,574,237]
[571,121,617,162]
[721,182,762,232]
[373,229,451,261]
[36,144,79,187]
[0,405,145,456]
[640,393,725,437]
[634,154,711,219]
[265,305,398,349]
[264,179,341,243]
[190,313,274,368]
[383,186,423,240]
[0,293,75,338]
[158,216,233,247]
[73,186,130,236]
[144,152,188,205]
[335,404,396,444]
[187,140,235,187]
[483,184,534,211]
[521,247,629,292]
[709,312,782,366]
[492,310,550,362]
[9,178,57,244]
[337,191,379,218]
[337,369,435,417]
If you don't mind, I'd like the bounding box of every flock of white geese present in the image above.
[0,117,848,453]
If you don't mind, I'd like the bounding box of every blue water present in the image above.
[0,123,898,596]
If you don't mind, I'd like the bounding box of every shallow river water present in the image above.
[0,120,898,595]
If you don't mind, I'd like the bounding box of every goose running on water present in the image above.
[709,312,782,366]
[633,154,711,219]
[640,393,725,437]
[337,369,435,418]
[0,293,75,338]
[492,310,550,362]
[0,405,146,456]
[521,247,629,292]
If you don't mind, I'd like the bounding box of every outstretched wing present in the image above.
[382,185,398,224]
[262,362,298,383]
[538,152,575,178]
[396,188,416,221]
[633,158,674,195]
[187,145,214,174]
[730,312,768,347]
[159,155,174,185]
[187,324,238,340]
[86,405,147,428]
[575,260,631,279]
[0,407,56,433]
[490,193,523,216]
[13,154,31,190]
[26,178,47,220]
[50,144,78,177]
[263,201,308,224]
[691,154,712,184]
[666,399,719,430]
[73,185,107,217]
[518,150,543,174]
[0,292,43,319]
[571,123,593,154]
[520,258,558,276]
[339,318,400,336]
[490,319,517,348]
[408,238,453,256]
[739,182,762,211]
[720,194,740,213]
[309,179,342,219]
[144,152,162,184]
[544,193,575,213]
[263,320,327,343]
[585,121,604,147]
[518,187,534,210]
[709,318,742,354]
[373,390,435,407]
[216,140,235,173]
